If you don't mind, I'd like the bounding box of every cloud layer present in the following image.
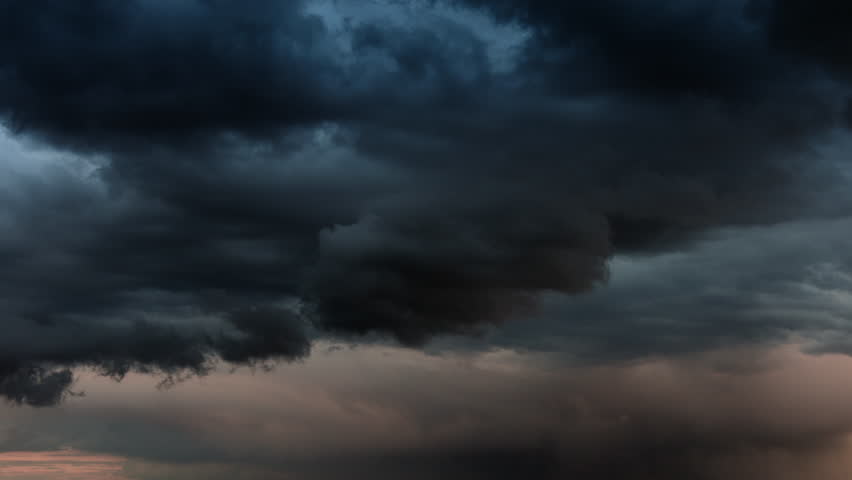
[7,344,852,479]
[0,0,850,406]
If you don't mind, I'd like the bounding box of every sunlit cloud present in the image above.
[0,449,128,480]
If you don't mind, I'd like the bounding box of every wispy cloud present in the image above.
[0,449,128,480]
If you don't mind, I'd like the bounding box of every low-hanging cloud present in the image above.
[8,344,852,480]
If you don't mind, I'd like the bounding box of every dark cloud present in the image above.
[0,0,341,145]
[0,310,310,407]
[761,0,852,76]
[436,215,852,360]
[0,365,74,407]
[219,307,311,365]
[0,0,850,406]
[458,0,780,99]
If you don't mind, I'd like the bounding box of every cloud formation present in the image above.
[7,344,852,479]
[0,0,850,406]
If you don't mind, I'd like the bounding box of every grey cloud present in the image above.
[443,216,852,360]
[0,366,74,408]
[6,345,852,479]
[0,0,851,406]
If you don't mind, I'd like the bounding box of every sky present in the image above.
[1,0,852,478]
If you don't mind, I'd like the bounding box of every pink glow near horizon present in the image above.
[0,449,129,480]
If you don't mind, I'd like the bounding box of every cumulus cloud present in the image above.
[0,0,850,406]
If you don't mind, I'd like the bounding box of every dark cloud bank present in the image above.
[0,0,851,413]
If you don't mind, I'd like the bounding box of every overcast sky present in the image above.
[1,0,852,478]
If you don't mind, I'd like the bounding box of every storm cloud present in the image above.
[0,0,851,407]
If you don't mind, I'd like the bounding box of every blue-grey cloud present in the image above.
[0,0,850,406]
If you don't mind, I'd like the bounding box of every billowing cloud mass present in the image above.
[0,0,850,464]
[0,0,847,400]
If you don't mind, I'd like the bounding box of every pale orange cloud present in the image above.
[0,449,129,480]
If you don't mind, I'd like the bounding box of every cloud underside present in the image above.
[0,0,851,406]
